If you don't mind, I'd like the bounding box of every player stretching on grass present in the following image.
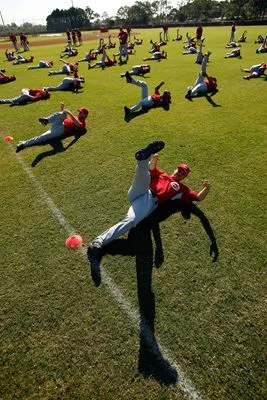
[123,72,171,116]
[185,53,217,100]
[87,140,211,286]
[15,102,89,152]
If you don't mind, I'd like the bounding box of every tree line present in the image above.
[1,0,266,35]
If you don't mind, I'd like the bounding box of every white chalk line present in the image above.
[8,141,202,400]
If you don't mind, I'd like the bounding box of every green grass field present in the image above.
[1,26,267,400]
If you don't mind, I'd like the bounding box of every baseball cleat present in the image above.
[125,71,132,83]
[135,141,165,161]
[87,242,102,287]
[16,141,25,153]
[38,118,49,126]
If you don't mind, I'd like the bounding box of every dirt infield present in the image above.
[0,31,139,50]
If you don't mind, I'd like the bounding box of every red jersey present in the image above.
[9,34,16,42]
[64,116,86,134]
[118,31,128,45]
[205,78,217,92]
[196,26,203,39]
[151,93,162,106]
[28,89,46,101]
[150,168,198,204]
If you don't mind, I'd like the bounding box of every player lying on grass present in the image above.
[172,29,182,41]
[43,76,85,92]
[28,60,53,69]
[238,30,247,43]
[185,53,217,100]
[15,102,88,152]
[143,50,167,61]
[0,88,50,106]
[78,50,97,62]
[120,65,150,78]
[123,73,171,116]
[224,48,241,58]
[0,70,16,84]
[5,49,16,61]
[48,60,78,76]
[13,55,34,65]
[60,45,78,58]
[88,48,117,69]
[225,41,240,48]
[87,140,211,286]
[242,62,266,79]
[256,36,267,53]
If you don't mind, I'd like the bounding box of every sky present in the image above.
[0,0,148,25]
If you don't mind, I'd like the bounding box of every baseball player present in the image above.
[43,76,85,92]
[48,60,78,76]
[15,102,89,152]
[13,55,34,65]
[124,73,171,115]
[28,60,53,69]
[0,88,50,106]
[118,27,128,60]
[256,36,267,53]
[185,53,217,99]
[143,50,167,61]
[78,50,97,62]
[87,140,211,286]
[88,48,116,69]
[120,65,150,78]
[229,22,236,43]
[5,49,16,61]
[224,48,241,58]
[242,62,266,79]
[9,32,19,52]
[0,70,16,84]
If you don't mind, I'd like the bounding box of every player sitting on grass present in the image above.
[15,102,88,153]
[242,63,266,80]
[0,88,50,106]
[87,140,211,287]
[185,53,217,100]
[124,72,171,116]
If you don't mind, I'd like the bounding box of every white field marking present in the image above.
[9,143,202,400]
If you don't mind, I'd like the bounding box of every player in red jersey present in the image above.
[185,53,217,99]
[242,62,266,79]
[0,88,50,106]
[0,70,16,84]
[124,73,171,115]
[87,140,211,286]
[118,27,128,60]
[9,32,19,52]
[15,102,88,152]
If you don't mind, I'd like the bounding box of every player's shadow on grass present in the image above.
[124,104,170,123]
[102,200,218,385]
[31,131,86,167]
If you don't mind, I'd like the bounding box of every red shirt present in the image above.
[150,168,198,204]
[118,31,128,45]
[205,78,217,91]
[151,93,161,106]
[196,26,203,39]
[9,34,16,42]
[64,116,86,134]
[28,89,46,101]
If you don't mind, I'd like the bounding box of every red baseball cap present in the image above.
[177,163,191,175]
[78,107,89,115]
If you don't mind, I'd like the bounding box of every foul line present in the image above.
[8,142,202,400]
